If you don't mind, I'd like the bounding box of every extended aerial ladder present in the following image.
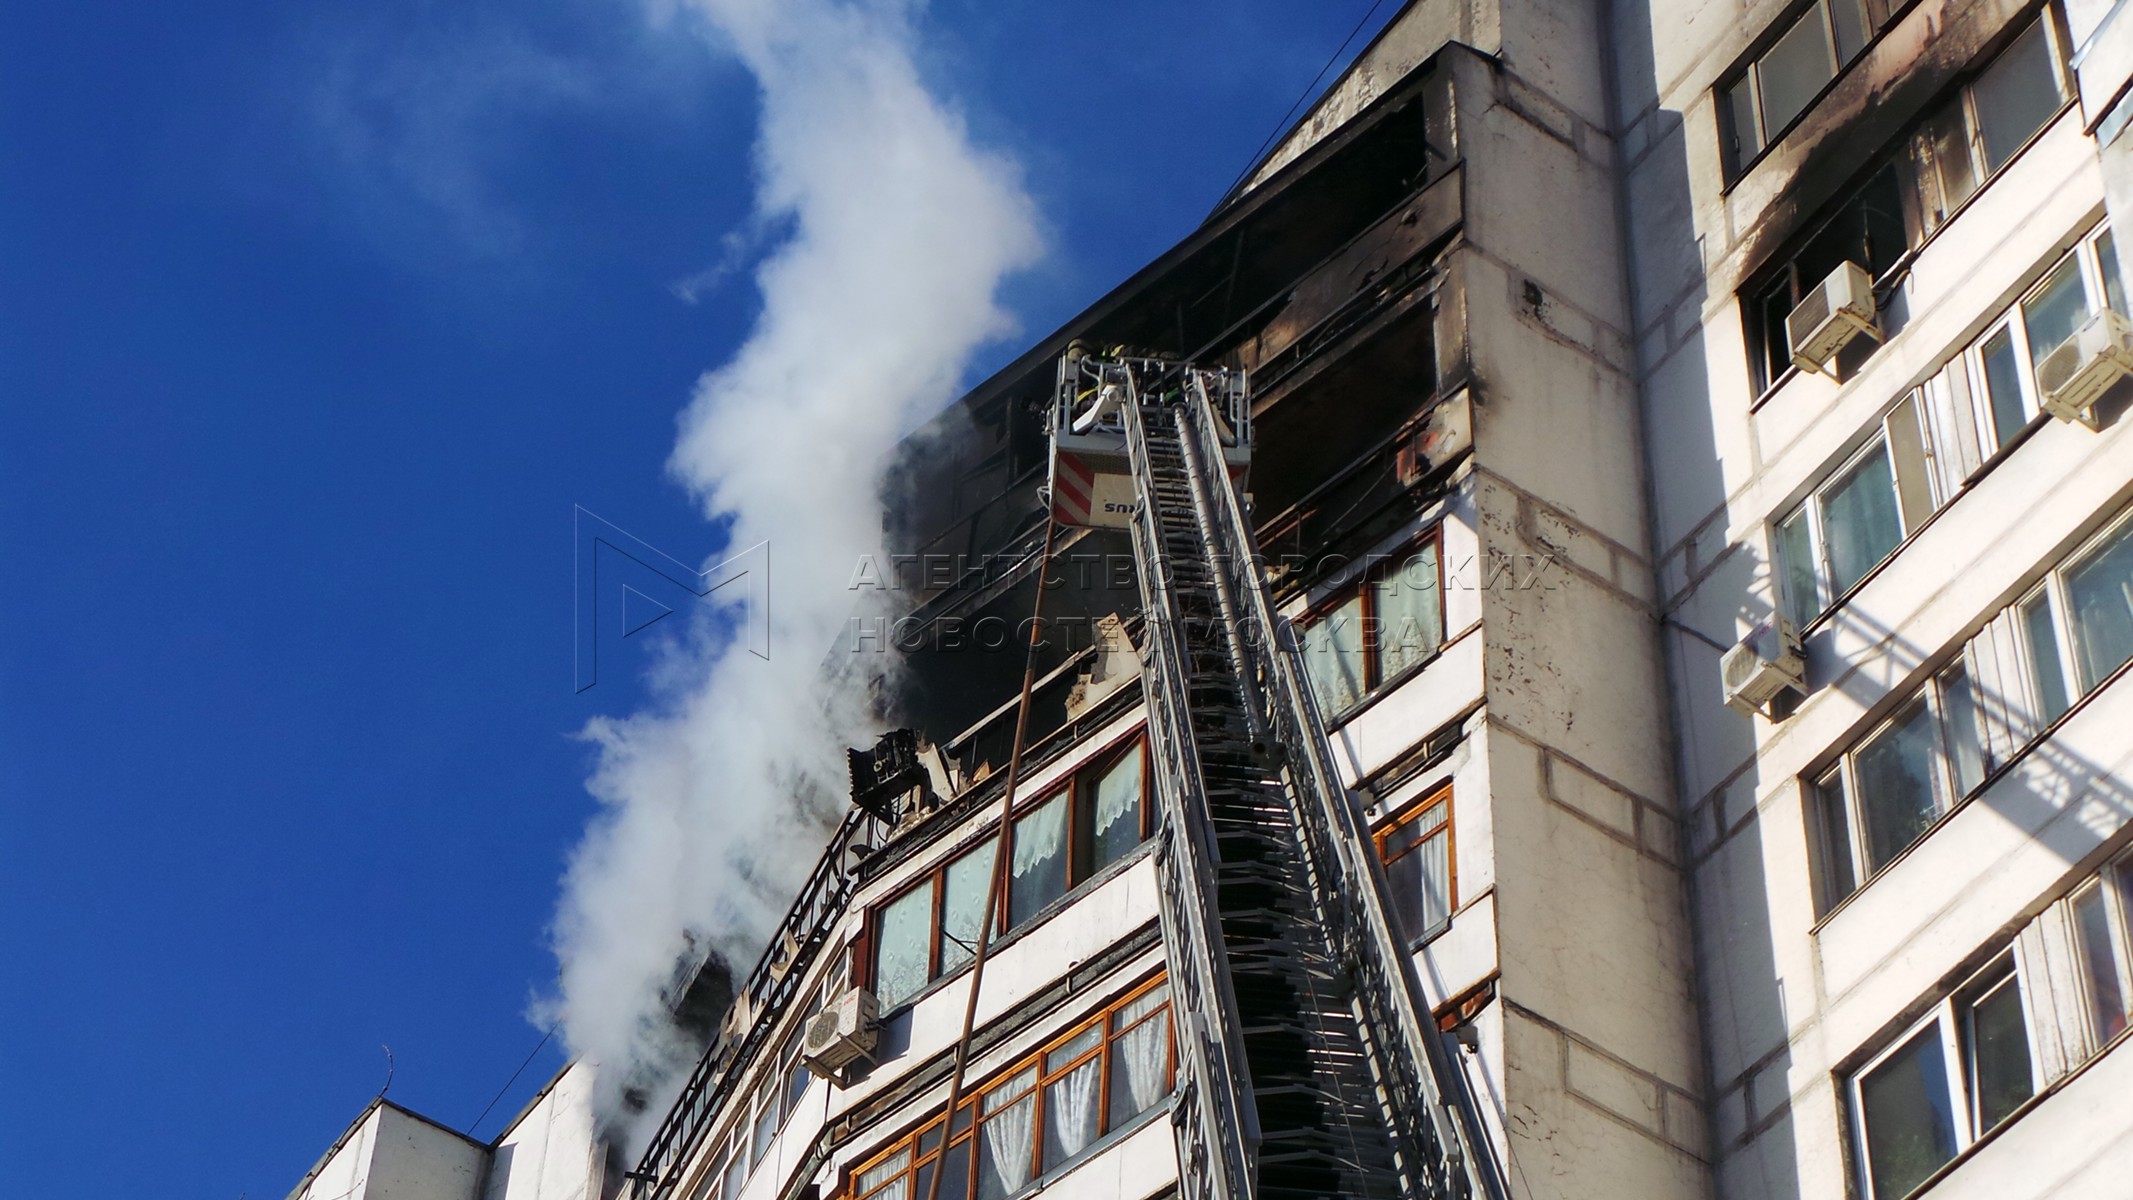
[1048,350,1500,1200]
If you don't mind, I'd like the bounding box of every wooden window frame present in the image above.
[1372,784,1457,944]
[862,733,1153,999]
[845,975,1177,1200]
[1299,528,1448,703]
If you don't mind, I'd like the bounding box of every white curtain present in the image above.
[1108,1017,1169,1127]
[1010,796,1068,925]
[977,1094,1035,1200]
[1091,752,1142,868]
[1417,821,1451,931]
[1302,594,1366,712]
[1043,1059,1102,1168]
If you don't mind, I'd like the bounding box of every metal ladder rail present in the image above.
[1133,391,1405,1199]
[1173,384,1497,1200]
[1120,396,1263,1200]
[1147,400,1404,1196]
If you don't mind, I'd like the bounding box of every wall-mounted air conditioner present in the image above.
[800,986,879,1079]
[1721,618,1806,717]
[2036,309,2133,426]
[1787,261,1879,375]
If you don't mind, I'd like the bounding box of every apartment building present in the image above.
[285,4,2133,1200]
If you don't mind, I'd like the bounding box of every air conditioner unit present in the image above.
[1721,618,1807,717]
[2035,309,2133,425]
[1786,261,1879,375]
[800,987,879,1079]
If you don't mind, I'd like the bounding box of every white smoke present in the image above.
[544,0,1040,1141]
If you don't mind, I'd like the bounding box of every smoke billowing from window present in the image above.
[544,0,1039,1142]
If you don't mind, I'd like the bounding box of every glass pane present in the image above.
[1938,667,1987,796]
[1046,1023,1102,1074]
[941,843,998,971]
[1087,748,1144,874]
[1975,19,2066,172]
[2073,883,2129,1046]
[2022,593,2073,723]
[1382,804,1451,941]
[1009,794,1070,929]
[1858,1024,1959,1200]
[785,1061,809,1116]
[1968,973,2034,1131]
[858,1150,911,1200]
[1918,102,1978,222]
[1726,75,1763,164]
[1832,0,1871,63]
[2023,256,2092,371]
[692,1153,729,1200]
[2065,522,2133,692]
[2100,231,2130,318]
[876,883,935,1008]
[1375,545,1444,679]
[1758,7,1839,137]
[752,1087,778,1163]
[1979,326,2031,451]
[1041,1058,1103,1170]
[1112,984,1169,1031]
[974,1093,1036,1200]
[1885,395,1936,534]
[1778,506,1821,625]
[1854,701,1943,872]
[1816,772,1860,902]
[1108,1013,1171,1129]
[916,1138,970,1200]
[1821,442,1904,597]
[1758,276,1798,389]
[1301,592,1367,713]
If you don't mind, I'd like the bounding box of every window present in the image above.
[1956,226,2120,455]
[1375,787,1454,943]
[1849,956,2037,1200]
[1740,15,2075,393]
[1723,0,1884,169]
[2069,862,2133,1047]
[2013,515,2133,724]
[868,739,1151,1008]
[1775,392,1937,626]
[1909,15,2072,227]
[1809,508,2133,909]
[850,979,1175,1200]
[1300,537,1445,714]
[1814,665,1986,902]
[1744,163,1910,392]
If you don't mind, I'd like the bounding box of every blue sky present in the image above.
[0,1,1398,1193]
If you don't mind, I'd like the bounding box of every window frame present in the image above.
[1775,390,1940,628]
[1960,227,2115,455]
[1298,528,1448,716]
[1847,952,2042,1200]
[2068,858,2133,1049]
[1373,784,1457,946]
[2011,507,2133,722]
[1722,0,1893,176]
[1811,663,1984,906]
[846,975,1177,1200]
[863,734,1154,1010]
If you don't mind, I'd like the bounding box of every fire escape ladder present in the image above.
[1120,374,1489,1200]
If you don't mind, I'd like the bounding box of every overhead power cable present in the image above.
[1218,0,1391,205]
